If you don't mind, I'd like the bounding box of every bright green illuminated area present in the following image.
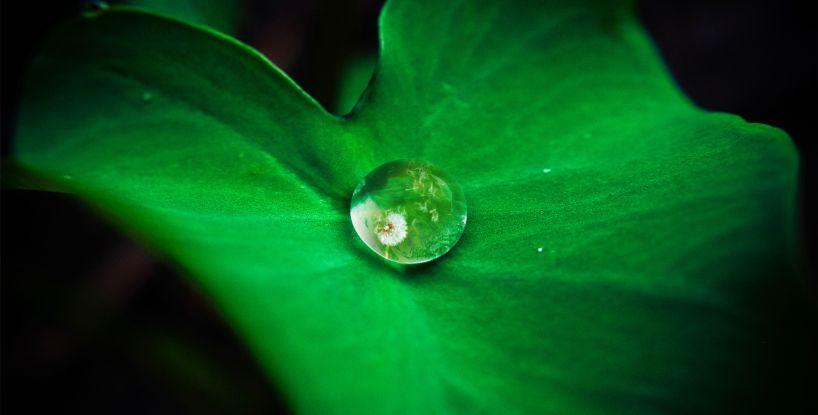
[350,160,467,264]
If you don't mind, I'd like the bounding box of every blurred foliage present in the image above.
[334,54,376,115]
[111,0,244,34]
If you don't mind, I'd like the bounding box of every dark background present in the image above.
[2,1,815,413]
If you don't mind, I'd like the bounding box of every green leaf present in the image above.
[333,54,376,115]
[112,0,244,34]
[13,2,812,414]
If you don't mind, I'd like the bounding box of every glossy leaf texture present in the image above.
[13,1,813,414]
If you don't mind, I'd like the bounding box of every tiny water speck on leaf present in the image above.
[350,160,467,264]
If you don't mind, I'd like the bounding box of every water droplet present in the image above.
[542,168,551,174]
[582,132,592,139]
[62,175,73,180]
[350,160,467,264]
[142,92,153,102]
[537,247,544,253]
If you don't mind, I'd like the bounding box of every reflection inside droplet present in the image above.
[350,160,467,264]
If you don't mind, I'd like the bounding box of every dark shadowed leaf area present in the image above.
[12,0,814,413]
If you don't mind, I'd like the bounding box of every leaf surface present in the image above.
[13,1,811,414]
[115,0,243,34]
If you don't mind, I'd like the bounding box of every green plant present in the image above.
[11,0,812,413]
